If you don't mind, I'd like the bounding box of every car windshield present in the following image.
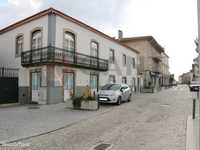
[101,84,121,91]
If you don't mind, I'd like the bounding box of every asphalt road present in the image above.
[2,85,195,150]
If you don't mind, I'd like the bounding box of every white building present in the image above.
[0,8,139,104]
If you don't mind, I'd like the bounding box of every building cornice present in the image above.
[0,7,139,54]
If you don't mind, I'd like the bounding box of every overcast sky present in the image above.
[0,0,198,79]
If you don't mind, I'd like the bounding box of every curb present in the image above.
[0,103,20,108]
[186,116,198,150]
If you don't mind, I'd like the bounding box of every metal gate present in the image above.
[0,68,19,104]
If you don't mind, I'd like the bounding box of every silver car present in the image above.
[98,84,132,105]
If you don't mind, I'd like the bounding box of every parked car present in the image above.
[189,81,200,92]
[98,84,132,105]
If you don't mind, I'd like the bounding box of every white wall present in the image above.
[55,16,138,87]
[0,14,138,87]
[0,16,48,86]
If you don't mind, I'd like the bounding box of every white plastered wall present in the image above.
[55,16,138,87]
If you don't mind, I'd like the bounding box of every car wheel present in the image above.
[117,96,121,105]
[127,94,131,102]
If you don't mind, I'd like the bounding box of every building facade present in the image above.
[192,57,200,81]
[0,8,139,104]
[160,52,170,87]
[179,72,192,84]
[119,34,169,92]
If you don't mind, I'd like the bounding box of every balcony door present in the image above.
[90,41,99,67]
[31,30,42,63]
[63,32,75,63]
[90,73,99,97]
[63,72,75,102]
[31,72,41,103]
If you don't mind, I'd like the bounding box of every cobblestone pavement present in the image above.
[1,85,195,150]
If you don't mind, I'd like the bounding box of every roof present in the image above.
[163,52,169,58]
[0,7,139,54]
[119,36,164,53]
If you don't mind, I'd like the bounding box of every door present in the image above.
[137,77,140,92]
[121,86,129,101]
[31,72,41,103]
[64,72,74,102]
[132,77,136,92]
[90,74,98,97]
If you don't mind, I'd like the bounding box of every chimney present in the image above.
[118,30,123,39]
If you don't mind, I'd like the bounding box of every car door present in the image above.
[123,86,129,101]
[121,86,128,101]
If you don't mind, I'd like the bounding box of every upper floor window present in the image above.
[132,57,136,68]
[31,30,42,50]
[91,41,98,57]
[109,49,115,63]
[63,31,75,51]
[109,75,116,83]
[123,54,126,66]
[122,77,127,84]
[16,35,23,57]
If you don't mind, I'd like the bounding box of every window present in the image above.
[132,57,136,68]
[122,77,127,84]
[63,31,75,51]
[31,30,42,49]
[123,54,126,66]
[16,35,23,57]
[109,75,116,83]
[91,41,98,57]
[109,49,115,63]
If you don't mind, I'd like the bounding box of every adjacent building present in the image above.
[0,8,139,104]
[179,71,193,84]
[119,34,170,92]
[192,57,200,81]
[161,52,170,87]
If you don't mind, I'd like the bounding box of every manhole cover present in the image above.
[93,143,112,150]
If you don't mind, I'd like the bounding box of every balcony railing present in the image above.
[21,46,108,71]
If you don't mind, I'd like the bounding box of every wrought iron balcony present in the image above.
[21,46,108,71]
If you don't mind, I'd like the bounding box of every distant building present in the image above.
[161,53,170,86]
[118,33,170,92]
[179,72,193,84]
[192,57,199,81]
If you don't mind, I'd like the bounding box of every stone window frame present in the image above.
[63,29,77,52]
[109,49,115,64]
[123,54,126,66]
[15,33,24,57]
[90,40,99,58]
[30,27,43,50]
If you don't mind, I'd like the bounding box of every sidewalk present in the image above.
[186,116,199,150]
[0,103,113,144]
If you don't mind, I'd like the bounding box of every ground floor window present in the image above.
[109,75,116,83]
[122,77,127,84]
